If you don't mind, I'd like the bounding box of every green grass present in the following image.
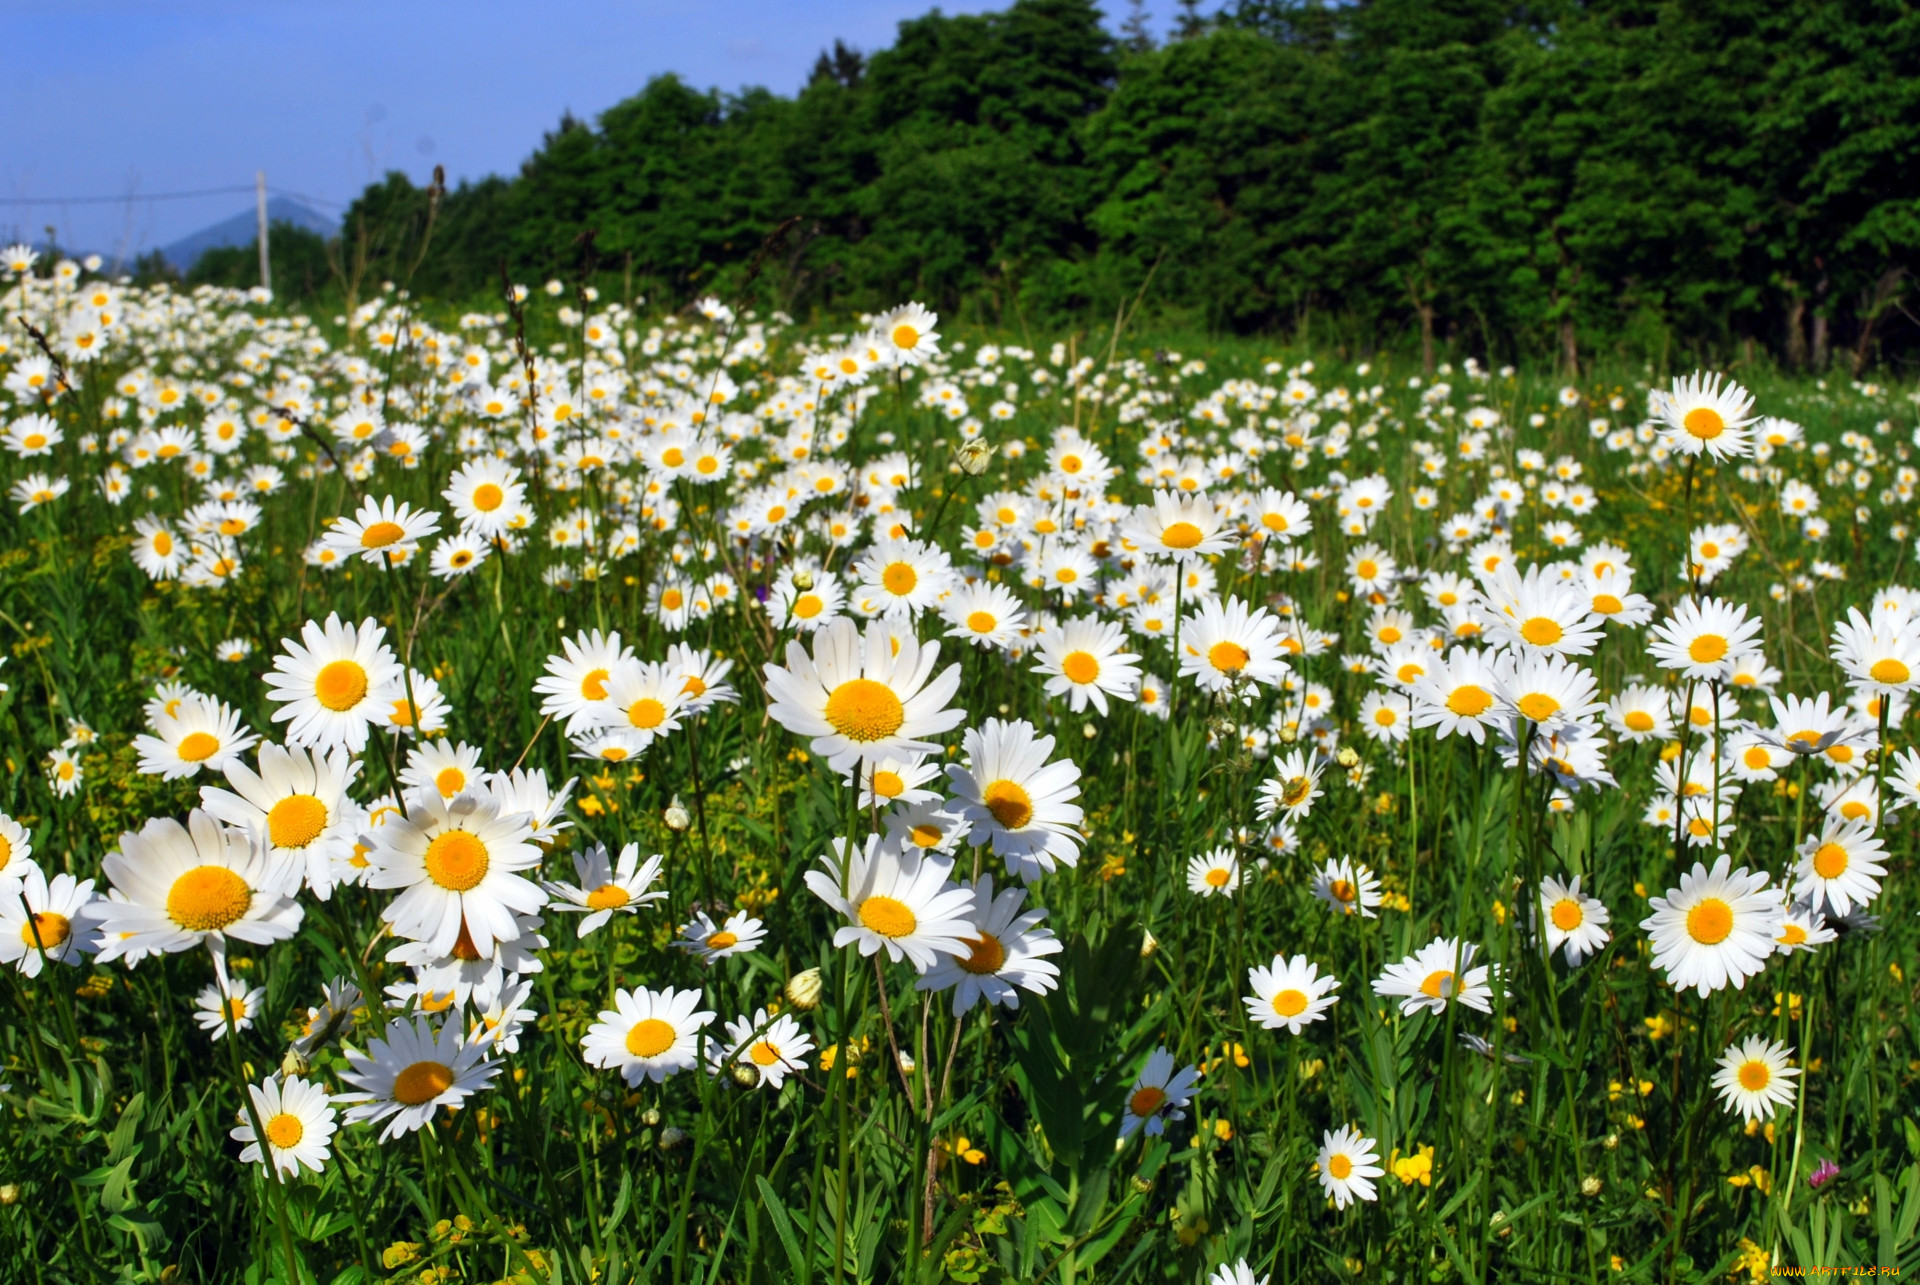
[0,277,1916,1285]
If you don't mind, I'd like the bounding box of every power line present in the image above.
[0,184,348,209]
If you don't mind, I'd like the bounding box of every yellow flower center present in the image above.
[1737,1060,1771,1091]
[892,323,920,350]
[1625,711,1655,732]
[1272,989,1308,1017]
[1355,559,1378,580]
[392,1060,454,1105]
[360,520,406,549]
[1551,899,1583,931]
[1281,776,1312,807]
[662,588,685,611]
[1686,898,1733,945]
[1420,970,1456,999]
[795,595,824,620]
[882,562,918,595]
[1329,1153,1353,1180]
[1447,686,1493,717]
[1204,865,1233,888]
[267,794,329,848]
[1780,923,1807,945]
[858,895,918,939]
[1592,594,1624,615]
[1869,658,1911,685]
[1161,521,1203,549]
[1516,693,1560,723]
[580,668,610,700]
[871,769,905,798]
[626,1018,677,1058]
[1328,878,1356,903]
[1209,641,1250,672]
[175,731,223,762]
[22,912,70,948]
[958,932,1007,975]
[1743,745,1772,770]
[586,884,630,910]
[910,823,945,848]
[1682,407,1725,440]
[706,931,739,951]
[314,660,369,711]
[824,678,906,743]
[265,1112,305,1149]
[982,779,1034,830]
[1812,842,1848,880]
[1061,651,1100,684]
[1688,635,1728,664]
[628,698,667,730]
[1520,617,1563,646]
[1129,1086,1166,1117]
[166,866,252,932]
[152,531,174,555]
[423,830,490,892]
[471,482,505,512]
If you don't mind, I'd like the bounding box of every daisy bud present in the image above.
[790,569,814,591]
[955,440,997,476]
[664,803,692,832]
[730,1064,759,1088]
[659,1126,688,1151]
[281,1047,311,1077]
[641,1108,661,1127]
[1336,746,1360,768]
[1140,928,1159,958]
[785,967,824,1011]
[896,1051,916,1074]
[1580,1176,1603,1197]
[0,1184,16,1205]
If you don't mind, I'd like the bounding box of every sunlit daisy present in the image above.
[915,874,1062,1015]
[133,696,259,780]
[193,978,268,1040]
[1711,1035,1800,1124]
[0,866,97,976]
[90,811,303,962]
[582,985,715,1084]
[675,910,766,964]
[1536,875,1610,966]
[265,613,403,754]
[1641,856,1781,997]
[544,843,667,935]
[1186,848,1242,898]
[1244,954,1339,1034]
[1646,597,1763,682]
[231,1074,338,1177]
[1032,616,1141,714]
[1374,937,1499,1016]
[1179,595,1290,692]
[1659,371,1754,460]
[1317,1125,1383,1209]
[1311,856,1381,918]
[946,717,1085,882]
[367,790,545,959]
[764,618,964,772]
[1119,1047,1200,1139]
[803,833,977,972]
[1791,819,1885,917]
[321,493,442,565]
[337,1015,499,1141]
[713,1008,813,1089]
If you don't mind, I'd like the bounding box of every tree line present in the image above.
[192,0,1920,372]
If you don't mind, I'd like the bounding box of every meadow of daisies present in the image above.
[0,251,1918,1285]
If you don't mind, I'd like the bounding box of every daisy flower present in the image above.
[852,536,955,620]
[769,570,846,634]
[366,790,546,959]
[0,813,36,892]
[940,580,1028,651]
[1244,954,1339,1034]
[1791,820,1885,917]
[1409,648,1506,743]
[1208,1261,1268,1285]
[47,747,83,797]
[1125,490,1236,561]
[1659,371,1754,460]
[879,302,940,366]
[89,811,303,963]
[1829,604,1920,694]
[430,533,488,579]
[1480,563,1604,657]
[193,979,268,1040]
[1773,902,1837,955]
[265,613,403,755]
[533,630,636,737]
[1179,595,1290,692]
[321,493,442,565]
[1711,1036,1800,1124]
[665,643,738,713]
[294,976,364,1057]
[1256,749,1325,822]
[849,753,943,809]
[1498,652,1602,733]
[1032,616,1141,714]
[803,834,977,972]
[593,660,688,753]
[1317,1125,1384,1209]
[675,910,766,964]
[764,618,964,773]
[1311,856,1381,918]
[0,867,97,976]
[399,739,487,802]
[133,696,259,781]
[1606,684,1675,742]
[1186,848,1242,897]
[946,717,1085,882]
[544,843,667,935]
[442,457,525,539]
[1536,875,1610,966]
[1374,937,1499,1016]
[200,743,362,900]
[714,1008,813,1089]
[915,874,1063,1015]
[1646,597,1763,682]
[1120,1047,1200,1139]
[231,1075,338,1177]
[1641,856,1781,997]
[337,1016,500,1141]
[582,985,716,1085]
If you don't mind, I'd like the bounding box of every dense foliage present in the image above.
[326,0,1920,370]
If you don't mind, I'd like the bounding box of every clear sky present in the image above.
[1,0,1128,261]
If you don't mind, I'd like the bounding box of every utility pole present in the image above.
[256,170,271,292]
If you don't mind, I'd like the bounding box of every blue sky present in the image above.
[1,0,1152,260]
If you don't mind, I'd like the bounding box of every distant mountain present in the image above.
[160,197,335,271]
